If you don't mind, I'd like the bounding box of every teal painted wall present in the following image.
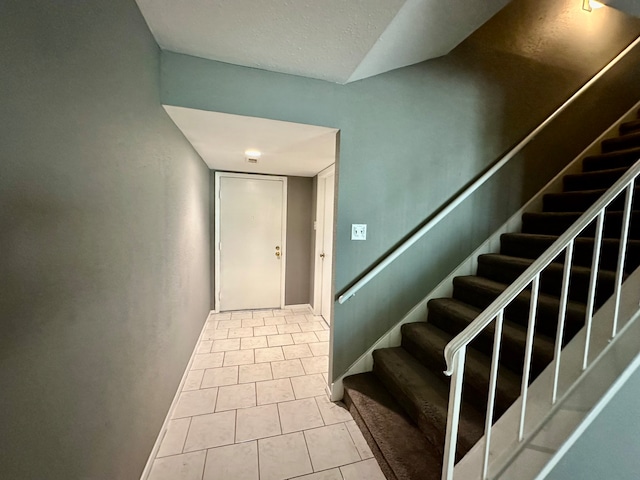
[0,1,210,478]
[161,0,640,380]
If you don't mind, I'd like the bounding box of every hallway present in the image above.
[147,307,385,480]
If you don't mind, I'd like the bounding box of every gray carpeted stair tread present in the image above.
[452,275,586,338]
[401,322,521,416]
[602,131,640,153]
[372,347,485,459]
[620,119,640,136]
[343,373,443,480]
[426,298,555,377]
[521,210,640,238]
[543,187,640,213]
[477,253,617,306]
[500,233,640,273]
[581,146,640,172]
[562,166,629,191]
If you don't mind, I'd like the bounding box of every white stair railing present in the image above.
[441,158,640,480]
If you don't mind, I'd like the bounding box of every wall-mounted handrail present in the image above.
[337,36,640,305]
[441,158,640,480]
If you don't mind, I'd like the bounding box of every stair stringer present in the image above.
[453,267,640,480]
[329,99,640,402]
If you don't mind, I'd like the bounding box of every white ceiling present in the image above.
[136,0,510,84]
[164,106,338,177]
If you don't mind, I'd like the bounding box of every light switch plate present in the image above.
[351,224,367,240]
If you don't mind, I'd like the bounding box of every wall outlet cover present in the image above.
[351,224,367,240]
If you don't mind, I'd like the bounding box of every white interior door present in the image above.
[318,167,335,323]
[216,173,286,311]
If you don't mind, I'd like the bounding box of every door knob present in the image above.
[320,253,325,258]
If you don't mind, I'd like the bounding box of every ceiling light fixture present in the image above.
[582,0,605,11]
[244,149,262,158]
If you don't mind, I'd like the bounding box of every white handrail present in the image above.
[442,159,640,374]
[441,158,640,480]
[337,36,640,305]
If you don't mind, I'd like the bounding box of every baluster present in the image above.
[552,241,574,404]
[519,275,540,441]
[612,183,634,338]
[442,348,467,480]
[482,311,504,480]
[583,211,604,371]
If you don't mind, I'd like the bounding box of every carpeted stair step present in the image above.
[426,298,555,377]
[602,131,640,153]
[476,254,617,306]
[500,233,640,272]
[620,119,640,136]
[521,211,640,238]
[401,322,521,417]
[372,347,485,460]
[562,167,629,192]
[542,187,640,213]
[581,146,640,173]
[343,373,443,480]
[452,276,586,338]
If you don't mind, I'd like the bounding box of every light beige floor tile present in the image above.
[258,432,313,480]
[315,330,330,342]
[290,469,343,480]
[239,363,273,383]
[267,333,294,347]
[241,336,268,350]
[254,325,279,336]
[277,323,302,334]
[278,398,324,434]
[203,328,228,340]
[308,342,329,357]
[299,322,324,332]
[203,441,259,480]
[291,374,327,399]
[255,309,274,317]
[292,332,319,344]
[157,418,190,457]
[322,372,328,383]
[256,378,295,405]
[173,388,218,418]
[218,320,242,329]
[242,318,265,328]
[183,410,236,452]
[201,366,238,388]
[236,404,282,442]
[228,327,254,338]
[211,338,241,353]
[272,309,293,316]
[283,344,314,360]
[345,420,374,459]
[255,346,285,363]
[340,458,385,480]
[272,359,305,379]
[305,315,324,322]
[212,312,231,320]
[264,316,286,326]
[305,423,360,471]
[315,396,352,425]
[231,311,254,319]
[183,370,204,391]
[216,383,256,411]
[223,349,255,367]
[286,315,308,324]
[301,356,328,375]
[191,352,225,370]
[197,340,213,354]
[148,450,206,480]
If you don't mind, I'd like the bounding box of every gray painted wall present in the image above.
[544,363,640,480]
[0,1,210,479]
[209,173,314,309]
[162,0,640,380]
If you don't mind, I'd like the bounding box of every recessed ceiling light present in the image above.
[245,149,262,158]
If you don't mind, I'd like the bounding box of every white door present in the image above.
[316,167,335,323]
[216,173,287,311]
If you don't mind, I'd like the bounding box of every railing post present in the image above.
[583,211,605,370]
[612,183,634,338]
[519,275,540,441]
[442,347,467,480]
[482,312,504,480]
[552,241,574,404]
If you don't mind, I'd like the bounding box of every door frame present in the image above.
[214,171,288,312]
[312,164,335,318]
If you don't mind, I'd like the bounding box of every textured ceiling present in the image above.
[136,0,510,83]
[163,106,338,177]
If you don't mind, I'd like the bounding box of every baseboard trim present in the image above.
[284,303,313,310]
[330,100,640,402]
[139,310,215,480]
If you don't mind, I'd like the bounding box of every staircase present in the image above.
[342,109,640,480]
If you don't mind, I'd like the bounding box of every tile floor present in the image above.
[148,306,385,480]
